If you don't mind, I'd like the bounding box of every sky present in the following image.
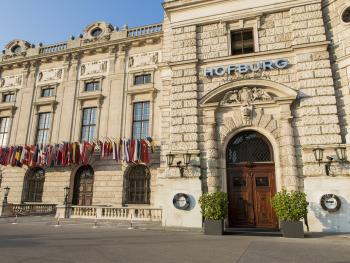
[0,0,164,49]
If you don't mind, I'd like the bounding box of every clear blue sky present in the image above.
[0,0,164,50]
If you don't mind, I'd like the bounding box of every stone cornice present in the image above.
[197,41,329,67]
[166,0,321,28]
[0,32,163,69]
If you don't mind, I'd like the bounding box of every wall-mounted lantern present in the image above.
[313,146,348,176]
[313,147,324,166]
[336,147,347,162]
[166,152,193,177]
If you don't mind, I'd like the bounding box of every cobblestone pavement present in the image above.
[0,217,349,263]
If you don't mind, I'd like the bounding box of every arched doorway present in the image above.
[123,165,151,205]
[72,165,94,206]
[22,168,45,202]
[226,131,278,229]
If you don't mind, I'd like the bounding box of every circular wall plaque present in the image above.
[320,194,341,213]
[173,193,190,210]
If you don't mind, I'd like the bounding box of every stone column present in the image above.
[203,108,220,193]
[279,103,299,191]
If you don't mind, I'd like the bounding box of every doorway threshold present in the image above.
[225,227,282,237]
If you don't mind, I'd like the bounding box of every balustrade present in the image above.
[39,42,67,54]
[127,24,163,37]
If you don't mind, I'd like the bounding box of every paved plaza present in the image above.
[0,217,349,263]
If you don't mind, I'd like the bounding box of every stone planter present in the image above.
[203,219,224,235]
[281,221,304,238]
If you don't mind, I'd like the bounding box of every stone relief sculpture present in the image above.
[37,68,64,83]
[0,75,23,88]
[221,86,273,105]
[129,51,160,68]
[80,60,109,77]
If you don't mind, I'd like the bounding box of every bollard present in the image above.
[54,216,61,227]
[12,215,18,225]
[128,214,134,230]
[93,215,98,229]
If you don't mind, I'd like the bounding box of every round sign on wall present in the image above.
[320,194,341,213]
[173,193,191,210]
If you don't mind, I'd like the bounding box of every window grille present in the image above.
[23,168,45,202]
[227,131,273,164]
[124,165,151,204]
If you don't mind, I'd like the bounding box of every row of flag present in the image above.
[0,137,154,168]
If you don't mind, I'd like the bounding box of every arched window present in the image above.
[23,168,45,202]
[72,165,94,206]
[227,131,273,164]
[124,165,151,204]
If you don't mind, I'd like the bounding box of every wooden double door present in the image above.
[72,166,94,206]
[227,163,278,229]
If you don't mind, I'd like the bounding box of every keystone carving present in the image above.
[221,87,273,105]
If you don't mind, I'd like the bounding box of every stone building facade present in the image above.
[0,0,350,232]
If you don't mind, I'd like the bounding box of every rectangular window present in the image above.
[3,93,15,103]
[41,87,55,97]
[81,107,97,142]
[231,29,254,55]
[134,74,152,85]
[0,117,11,147]
[36,113,51,145]
[132,102,150,140]
[84,81,100,92]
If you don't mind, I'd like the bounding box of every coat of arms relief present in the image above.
[221,87,273,126]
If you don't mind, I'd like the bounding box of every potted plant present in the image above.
[272,189,308,238]
[198,191,228,235]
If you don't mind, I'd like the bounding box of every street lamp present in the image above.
[166,152,175,166]
[64,186,70,205]
[3,186,10,204]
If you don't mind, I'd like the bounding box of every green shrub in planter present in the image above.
[272,189,308,238]
[199,191,228,220]
[199,191,228,235]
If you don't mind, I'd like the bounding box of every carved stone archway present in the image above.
[199,79,299,193]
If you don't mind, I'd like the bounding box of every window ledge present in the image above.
[128,85,156,95]
[34,97,58,107]
[0,103,16,112]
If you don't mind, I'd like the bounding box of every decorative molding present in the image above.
[37,68,64,84]
[79,60,109,79]
[0,74,23,89]
[129,51,160,68]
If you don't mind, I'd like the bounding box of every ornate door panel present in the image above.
[227,166,254,227]
[252,166,278,229]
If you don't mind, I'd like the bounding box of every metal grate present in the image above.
[227,131,272,164]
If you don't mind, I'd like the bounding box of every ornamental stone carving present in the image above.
[37,68,64,84]
[79,60,109,78]
[221,86,273,105]
[3,39,31,60]
[0,74,23,88]
[129,51,160,68]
